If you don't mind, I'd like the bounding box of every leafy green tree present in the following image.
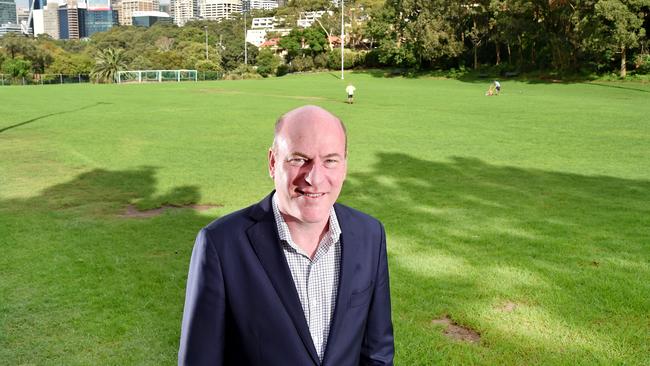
[594,0,649,77]
[256,48,282,76]
[279,27,327,61]
[47,52,93,74]
[0,34,34,59]
[91,48,127,83]
[195,59,223,72]
[2,58,32,79]
[129,55,154,70]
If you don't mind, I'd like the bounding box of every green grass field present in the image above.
[1,73,649,365]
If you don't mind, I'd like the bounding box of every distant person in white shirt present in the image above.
[486,80,501,96]
[346,84,356,104]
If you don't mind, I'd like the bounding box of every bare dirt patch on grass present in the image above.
[499,301,518,312]
[120,204,221,218]
[431,315,481,344]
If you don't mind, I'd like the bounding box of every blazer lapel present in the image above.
[324,204,360,357]
[246,193,320,365]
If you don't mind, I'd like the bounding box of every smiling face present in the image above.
[269,106,347,226]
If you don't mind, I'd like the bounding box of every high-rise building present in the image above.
[16,6,28,23]
[118,0,157,25]
[171,0,197,26]
[32,8,44,34]
[28,0,45,11]
[58,0,86,39]
[0,0,17,25]
[199,0,239,21]
[85,9,117,36]
[42,1,59,38]
[57,0,117,38]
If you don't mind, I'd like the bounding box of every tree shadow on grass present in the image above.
[340,153,650,364]
[0,167,217,364]
[0,102,112,134]
[582,82,650,94]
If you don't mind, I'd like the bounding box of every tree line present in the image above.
[1,0,649,82]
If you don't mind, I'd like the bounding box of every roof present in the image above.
[260,37,280,48]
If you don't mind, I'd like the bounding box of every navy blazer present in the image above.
[178,192,394,365]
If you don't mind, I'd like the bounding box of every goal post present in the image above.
[116,70,198,83]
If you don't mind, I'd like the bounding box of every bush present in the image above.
[195,59,223,73]
[634,53,650,74]
[291,56,315,72]
[327,49,356,70]
[276,64,290,77]
[256,48,281,77]
[313,53,328,69]
[363,50,382,68]
[225,64,262,80]
[1,58,32,79]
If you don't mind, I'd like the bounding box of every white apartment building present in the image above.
[247,0,277,11]
[200,0,240,21]
[246,16,290,47]
[118,0,159,25]
[251,16,276,29]
[172,0,198,25]
[246,27,290,47]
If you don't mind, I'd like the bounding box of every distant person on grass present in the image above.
[486,80,501,96]
[178,105,394,365]
[346,84,356,104]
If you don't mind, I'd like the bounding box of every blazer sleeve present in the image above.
[178,229,226,366]
[360,223,395,366]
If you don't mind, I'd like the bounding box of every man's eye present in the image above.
[324,159,339,167]
[289,158,306,166]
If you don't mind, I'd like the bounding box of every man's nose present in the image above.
[304,162,324,186]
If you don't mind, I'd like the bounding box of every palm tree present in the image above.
[91,48,126,83]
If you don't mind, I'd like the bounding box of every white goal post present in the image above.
[116,70,198,83]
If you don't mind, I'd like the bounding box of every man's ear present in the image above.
[268,148,276,179]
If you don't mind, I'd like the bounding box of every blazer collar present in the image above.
[246,191,321,365]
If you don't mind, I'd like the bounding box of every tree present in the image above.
[0,34,33,59]
[91,48,127,83]
[256,48,282,76]
[2,58,32,79]
[155,36,175,52]
[195,59,223,72]
[595,0,649,77]
[279,27,328,62]
[47,52,93,74]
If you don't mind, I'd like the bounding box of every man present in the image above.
[178,105,394,365]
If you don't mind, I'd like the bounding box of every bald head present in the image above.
[268,105,348,225]
[272,105,347,155]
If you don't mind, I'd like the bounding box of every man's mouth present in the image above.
[297,190,325,198]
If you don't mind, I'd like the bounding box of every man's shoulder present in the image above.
[202,203,257,235]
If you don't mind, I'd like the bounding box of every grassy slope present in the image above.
[1,73,649,365]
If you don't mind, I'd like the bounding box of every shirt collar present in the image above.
[271,193,342,256]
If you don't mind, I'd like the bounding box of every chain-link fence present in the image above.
[0,72,223,86]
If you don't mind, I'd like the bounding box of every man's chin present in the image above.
[295,208,331,225]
